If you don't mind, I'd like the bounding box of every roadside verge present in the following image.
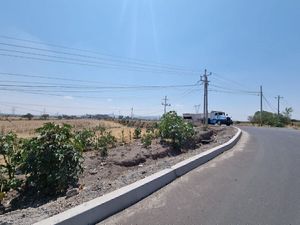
[34,127,242,225]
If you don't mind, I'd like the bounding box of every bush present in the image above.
[96,131,117,157]
[94,125,106,135]
[133,127,142,139]
[0,132,23,191]
[141,132,153,148]
[159,111,195,150]
[40,114,49,120]
[21,123,83,195]
[0,173,6,204]
[22,113,34,120]
[74,128,96,151]
[249,111,291,127]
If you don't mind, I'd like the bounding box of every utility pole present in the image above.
[201,69,211,128]
[130,107,133,119]
[194,104,201,114]
[161,96,171,114]
[275,95,283,116]
[260,85,263,126]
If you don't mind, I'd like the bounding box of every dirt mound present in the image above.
[109,129,214,167]
[108,141,171,167]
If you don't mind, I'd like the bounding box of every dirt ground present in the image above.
[0,119,147,141]
[0,126,237,225]
[0,119,143,166]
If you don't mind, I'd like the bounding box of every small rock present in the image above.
[89,169,97,175]
[138,164,144,167]
[0,205,5,214]
[100,162,107,166]
[141,171,147,175]
[65,188,79,199]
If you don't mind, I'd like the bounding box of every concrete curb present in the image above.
[34,127,242,225]
[172,127,242,177]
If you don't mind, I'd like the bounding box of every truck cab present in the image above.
[208,111,232,126]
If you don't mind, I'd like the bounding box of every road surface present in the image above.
[99,127,300,225]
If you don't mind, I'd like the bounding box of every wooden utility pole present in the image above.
[260,85,263,126]
[201,69,211,129]
[275,95,283,116]
[130,107,133,119]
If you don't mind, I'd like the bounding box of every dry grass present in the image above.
[0,119,151,166]
[0,119,146,143]
[0,156,4,165]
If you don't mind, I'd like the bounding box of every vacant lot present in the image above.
[0,119,146,141]
[0,119,148,166]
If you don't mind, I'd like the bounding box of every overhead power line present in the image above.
[0,35,200,75]
[0,51,197,75]
[0,42,199,75]
[0,72,106,84]
[211,72,254,91]
[208,89,259,96]
[0,35,200,72]
[263,95,277,113]
[0,83,195,93]
[209,84,258,94]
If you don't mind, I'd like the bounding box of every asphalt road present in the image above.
[99,127,300,225]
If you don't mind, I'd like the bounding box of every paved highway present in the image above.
[99,127,300,225]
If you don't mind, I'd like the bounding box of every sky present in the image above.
[0,0,299,120]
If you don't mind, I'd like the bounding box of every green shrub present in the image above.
[133,127,141,139]
[21,123,83,195]
[0,173,6,204]
[96,131,117,157]
[0,132,23,191]
[74,128,95,151]
[159,111,195,150]
[95,125,106,135]
[249,110,293,127]
[141,132,153,148]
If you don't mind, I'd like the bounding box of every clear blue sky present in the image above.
[0,0,299,120]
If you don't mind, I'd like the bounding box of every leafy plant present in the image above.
[133,127,141,139]
[249,110,292,127]
[95,125,106,135]
[141,132,153,148]
[96,131,117,157]
[282,107,293,122]
[21,123,83,195]
[0,132,23,191]
[159,111,195,150]
[74,128,95,151]
[0,173,6,204]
